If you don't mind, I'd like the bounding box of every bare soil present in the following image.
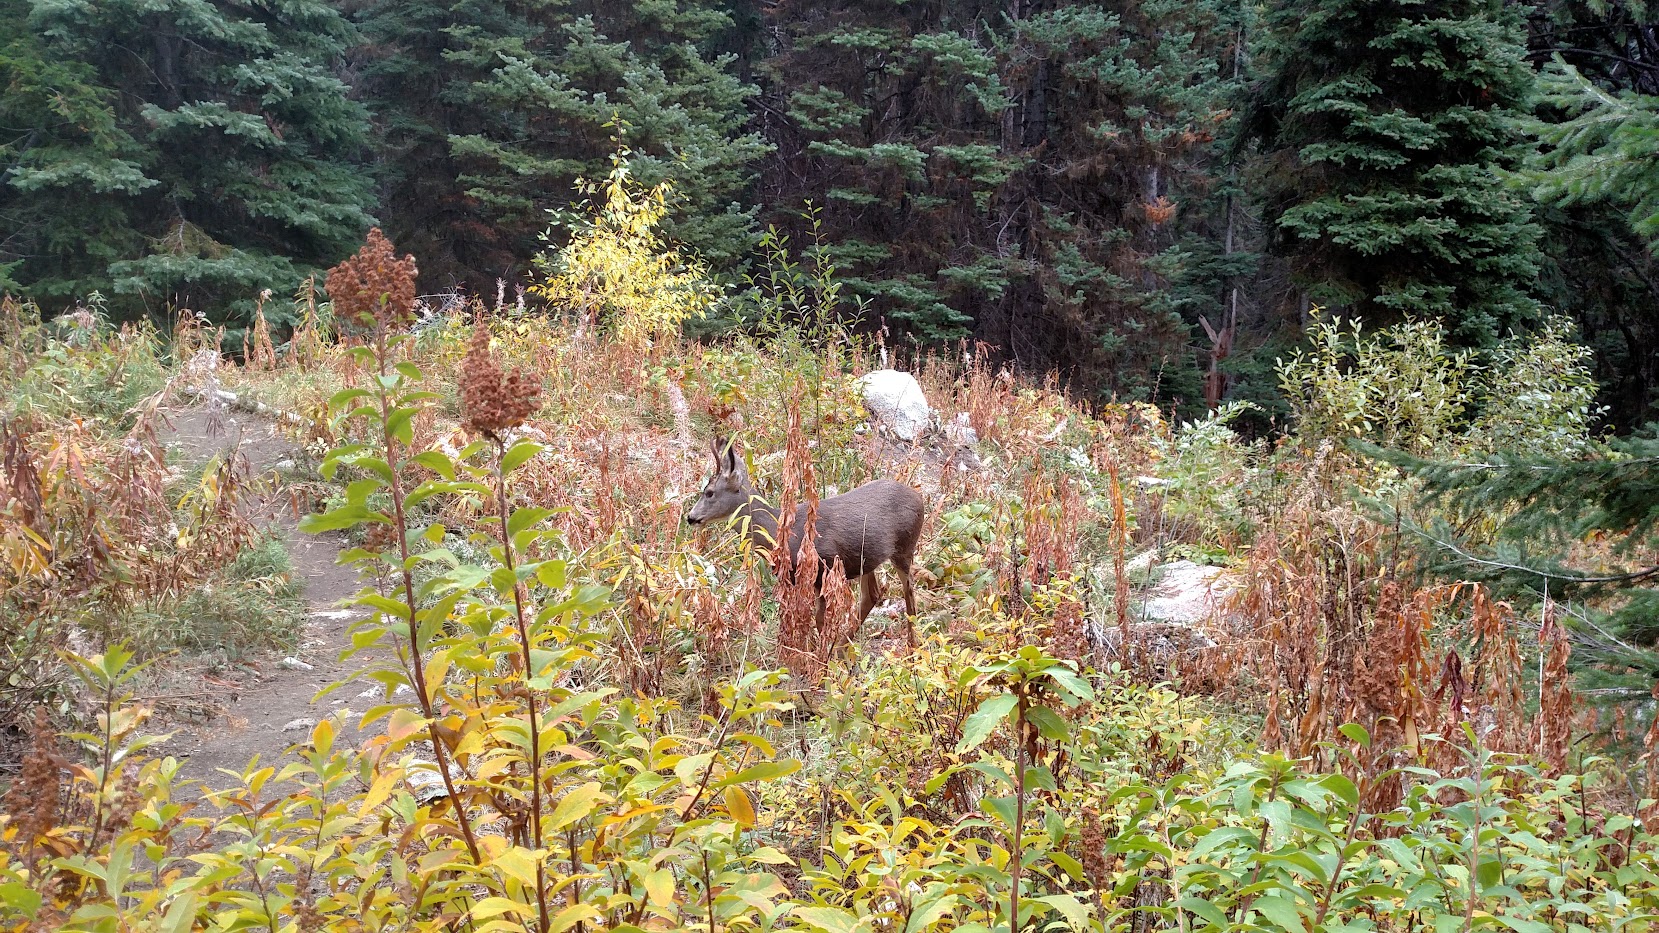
[154,405,382,789]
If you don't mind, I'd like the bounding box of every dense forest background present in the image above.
[2,0,1656,426]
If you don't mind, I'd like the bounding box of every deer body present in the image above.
[688,439,922,647]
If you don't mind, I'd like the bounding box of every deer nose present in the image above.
[686,514,702,525]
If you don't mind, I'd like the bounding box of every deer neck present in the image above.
[737,490,782,554]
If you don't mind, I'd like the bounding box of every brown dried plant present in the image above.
[0,709,67,862]
[325,227,418,330]
[1534,600,1575,774]
[242,292,277,370]
[460,319,542,439]
[774,389,829,687]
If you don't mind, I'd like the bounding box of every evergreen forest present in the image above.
[3,0,1657,424]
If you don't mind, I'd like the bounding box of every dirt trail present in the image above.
[156,406,381,788]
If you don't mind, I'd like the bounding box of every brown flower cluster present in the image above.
[325,228,418,329]
[0,709,66,858]
[460,321,542,438]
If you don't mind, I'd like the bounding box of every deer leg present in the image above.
[893,558,918,649]
[856,572,880,626]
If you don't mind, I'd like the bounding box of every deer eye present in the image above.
[703,489,712,498]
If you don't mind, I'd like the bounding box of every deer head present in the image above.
[687,437,754,526]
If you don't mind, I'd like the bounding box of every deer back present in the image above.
[785,479,923,579]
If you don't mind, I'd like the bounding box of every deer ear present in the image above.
[724,439,741,476]
[710,437,724,473]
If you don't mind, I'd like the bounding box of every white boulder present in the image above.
[858,370,934,441]
[1140,560,1234,625]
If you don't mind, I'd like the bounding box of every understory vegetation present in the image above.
[1,193,1657,930]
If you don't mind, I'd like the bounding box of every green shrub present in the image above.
[1277,312,1601,459]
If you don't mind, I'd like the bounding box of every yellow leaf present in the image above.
[548,781,605,830]
[358,767,402,816]
[387,708,426,743]
[470,896,534,921]
[642,867,676,911]
[724,785,756,828]
[489,845,542,891]
[548,904,603,933]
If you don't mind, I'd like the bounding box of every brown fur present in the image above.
[687,437,923,648]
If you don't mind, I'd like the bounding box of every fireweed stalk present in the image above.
[323,230,483,865]
[459,319,550,928]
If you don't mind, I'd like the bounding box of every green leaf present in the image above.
[503,441,543,473]
[1176,896,1228,929]
[1047,850,1087,883]
[1191,825,1257,858]
[1320,773,1360,807]
[298,504,386,533]
[1254,894,1306,933]
[508,506,554,538]
[1023,705,1069,741]
[536,560,567,589]
[1042,665,1094,703]
[410,451,456,480]
[905,893,962,933]
[718,759,801,787]
[328,387,373,410]
[956,693,1018,753]
[793,906,864,933]
[1034,894,1090,932]
[1338,723,1371,747]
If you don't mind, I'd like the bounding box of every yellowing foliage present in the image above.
[531,149,715,344]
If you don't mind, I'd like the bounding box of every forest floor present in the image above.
[154,404,380,790]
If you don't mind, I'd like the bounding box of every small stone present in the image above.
[279,657,315,672]
[942,412,979,447]
[282,718,318,733]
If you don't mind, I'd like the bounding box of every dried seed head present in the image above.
[325,228,418,330]
[0,709,66,857]
[460,321,542,438]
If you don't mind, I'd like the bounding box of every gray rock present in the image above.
[1140,560,1233,625]
[858,370,933,441]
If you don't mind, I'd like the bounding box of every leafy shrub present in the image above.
[1,299,168,429]
[1149,401,1263,549]
[532,146,718,344]
[1471,316,1604,456]
[1277,312,1601,458]
[1278,313,1473,455]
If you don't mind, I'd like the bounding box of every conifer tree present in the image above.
[759,0,1249,407]
[1241,0,1546,345]
[0,0,376,325]
[1529,59,1659,255]
[356,0,768,291]
[1367,434,1659,642]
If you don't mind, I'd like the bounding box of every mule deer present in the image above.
[686,437,923,648]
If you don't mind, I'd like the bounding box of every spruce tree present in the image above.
[0,0,376,325]
[1529,59,1659,255]
[1367,433,1659,643]
[1241,0,1546,345]
[356,0,768,291]
[759,0,1249,407]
